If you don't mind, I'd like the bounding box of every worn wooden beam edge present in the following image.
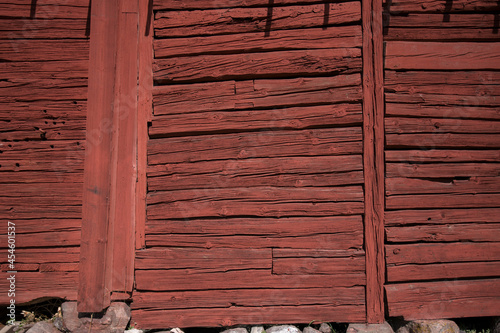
[77,0,119,313]
[362,0,385,323]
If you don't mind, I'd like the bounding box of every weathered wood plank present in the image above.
[154,49,361,83]
[385,279,500,320]
[0,263,39,272]
[132,304,366,329]
[148,186,364,205]
[147,186,364,219]
[0,230,80,248]
[135,248,271,271]
[135,269,365,291]
[148,155,363,191]
[386,162,500,178]
[384,27,500,42]
[149,104,362,137]
[146,232,363,250]
[385,208,500,226]
[153,74,362,115]
[386,133,500,148]
[149,128,362,164]
[0,205,81,219]
[0,60,88,79]
[386,242,500,265]
[386,193,500,209]
[384,0,500,13]
[386,118,500,134]
[386,177,500,196]
[0,219,80,234]
[385,104,500,120]
[154,27,362,58]
[386,223,500,243]
[132,287,365,310]
[0,0,90,19]
[385,71,500,96]
[385,42,500,70]
[0,39,89,61]
[385,91,500,107]
[385,150,500,163]
[0,18,89,39]
[0,172,82,183]
[387,13,499,28]
[0,247,79,264]
[154,0,343,10]
[154,3,361,37]
[387,261,500,282]
[39,263,79,272]
[0,272,78,304]
[146,216,363,236]
[273,249,365,275]
[0,119,86,141]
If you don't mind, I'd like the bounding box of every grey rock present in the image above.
[221,329,248,333]
[53,317,69,332]
[396,326,410,333]
[493,317,500,333]
[125,329,143,333]
[106,302,131,331]
[0,326,17,333]
[347,322,394,333]
[26,322,60,333]
[319,323,332,333]
[251,326,265,333]
[61,302,81,332]
[304,327,322,333]
[406,320,459,333]
[266,325,301,333]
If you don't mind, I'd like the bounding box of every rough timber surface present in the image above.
[140,0,366,326]
[0,0,89,306]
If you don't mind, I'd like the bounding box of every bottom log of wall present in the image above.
[386,278,500,320]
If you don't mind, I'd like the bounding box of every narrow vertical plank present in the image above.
[362,0,385,323]
[108,0,139,293]
[78,0,120,312]
[136,0,153,250]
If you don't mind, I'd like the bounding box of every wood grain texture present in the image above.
[149,128,362,165]
[386,223,500,243]
[0,0,90,19]
[135,269,365,291]
[154,3,361,37]
[387,261,500,282]
[154,0,350,10]
[385,208,500,226]
[147,186,364,219]
[385,150,500,163]
[385,42,500,70]
[386,193,500,209]
[0,39,89,62]
[149,104,362,137]
[154,49,361,83]
[0,272,78,304]
[386,177,500,196]
[154,27,362,58]
[385,104,500,120]
[0,18,88,39]
[386,242,500,265]
[385,279,500,319]
[153,74,361,115]
[135,248,272,271]
[148,155,363,191]
[383,0,500,13]
[386,163,500,178]
[132,304,366,329]
[132,287,365,310]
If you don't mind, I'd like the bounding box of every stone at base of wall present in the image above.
[61,302,130,333]
[347,322,395,333]
[396,320,460,333]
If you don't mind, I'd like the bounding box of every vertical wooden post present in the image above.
[136,0,153,250]
[362,0,385,323]
[78,0,140,311]
[78,0,119,312]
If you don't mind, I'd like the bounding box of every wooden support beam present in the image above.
[362,0,385,323]
[78,0,141,312]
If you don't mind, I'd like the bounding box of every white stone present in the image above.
[251,326,266,333]
[266,325,301,333]
[347,322,394,333]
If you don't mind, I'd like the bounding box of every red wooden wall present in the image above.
[0,0,499,329]
[132,0,370,328]
[0,0,89,303]
[382,0,500,319]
